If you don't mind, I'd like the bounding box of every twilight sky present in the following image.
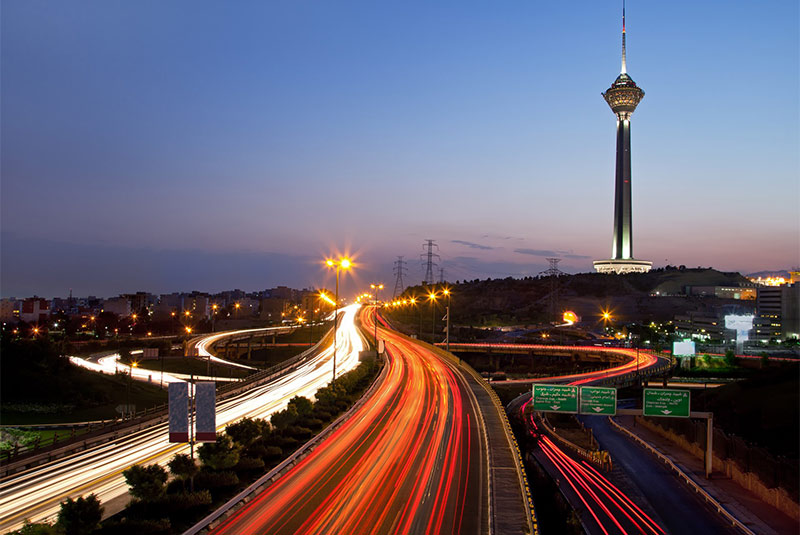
[2,0,798,298]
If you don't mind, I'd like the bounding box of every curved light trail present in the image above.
[210,307,489,535]
[0,306,365,533]
[509,345,669,535]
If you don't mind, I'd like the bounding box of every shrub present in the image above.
[263,446,283,460]
[167,454,198,481]
[57,494,103,535]
[235,456,265,471]
[198,435,241,470]
[287,396,313,416]
[194,469,239,490]
[225,417,268,447]
[123,464,168,502]
[270,406,298,430]
[95,518,171,535]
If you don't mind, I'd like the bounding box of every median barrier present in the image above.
[184,348,390,534]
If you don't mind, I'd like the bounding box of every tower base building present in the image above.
[593,259,652,274]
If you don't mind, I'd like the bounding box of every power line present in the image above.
[420,239,440,286]
[392,256,408,298]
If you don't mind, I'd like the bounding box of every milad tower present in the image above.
[593,4,652,274]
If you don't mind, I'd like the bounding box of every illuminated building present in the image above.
[753,284,800,341]
[594,5,652,275]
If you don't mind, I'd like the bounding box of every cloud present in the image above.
[514,248,559,257]
[514,248,590,259]
[451,240,494,251]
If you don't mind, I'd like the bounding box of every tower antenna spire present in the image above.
[621,0,627,74]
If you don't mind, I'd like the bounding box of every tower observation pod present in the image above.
[594,3,652,275]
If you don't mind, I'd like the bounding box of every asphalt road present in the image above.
[211,308,489,535]
[584,416,736,534]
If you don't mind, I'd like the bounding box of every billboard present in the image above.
[195,382,217,442]
[672,340,695,357]
[168,382,189,442]
[724,314,754,341]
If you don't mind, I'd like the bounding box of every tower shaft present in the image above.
[612,116,633,260]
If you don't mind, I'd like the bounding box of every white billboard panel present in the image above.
[672,340,696,357]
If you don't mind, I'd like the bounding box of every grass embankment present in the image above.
[1,338,168,426]
[125,358,252,380]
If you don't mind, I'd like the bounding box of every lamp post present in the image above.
[325,257,352,384]
[428,291,437,344]
[127,361,138,420]
[443,289,451,353]
[211,304,218,332]
[370,283,383,350]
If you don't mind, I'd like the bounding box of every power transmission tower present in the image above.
[439,267,445,284]
[420,240,440,286]
[539,258,564,323]
[392,256,408,298]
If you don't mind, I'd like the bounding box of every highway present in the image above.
[210,306,489,535]
[0,306,366,533]
[507,348,734,534]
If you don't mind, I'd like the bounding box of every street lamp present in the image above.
[428,291,437,344]
[370,283,384,350]
[211,304,218,332]
[325,257,353,384]
[126,361,138,420]
[443,289,451,353]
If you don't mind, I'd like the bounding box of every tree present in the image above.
[724,349,738,367]
[287,396,313,416]
[168,453,198,480]
[57,494,103,535]
[123,464,168,501]
[270,406,298,430]
[198,434,241,470]
[225,417,267,447]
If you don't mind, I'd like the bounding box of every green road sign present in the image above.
[579,386,617,415]
[532,384,578,413]
[643,388,690,418]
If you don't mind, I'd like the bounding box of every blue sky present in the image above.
[2,1,798,298]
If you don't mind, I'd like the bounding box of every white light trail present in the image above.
[0,305,365,532]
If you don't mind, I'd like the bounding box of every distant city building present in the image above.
[124,292,157,314]
[674,314,731,342]
[102,296,131,317]
[20,297,50,323]
[259,298,288,321]
[594,7,652,275]
[753,284,799,341]
[0,298,18,322]
[183,292,211,318]
[160,293,184,310]
[269,286,296,301]
[686,285,756,300]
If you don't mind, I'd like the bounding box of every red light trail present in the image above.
[211,307,487,535]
